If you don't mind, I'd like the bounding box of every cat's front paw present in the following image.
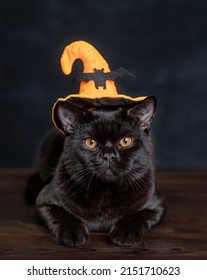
[58,225,88,247]
[109,223,143,247]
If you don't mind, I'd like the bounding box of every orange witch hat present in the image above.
[52,41,147,128]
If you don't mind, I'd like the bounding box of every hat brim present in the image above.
[52,94,147,131]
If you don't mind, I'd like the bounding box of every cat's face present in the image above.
[55,97,156,183]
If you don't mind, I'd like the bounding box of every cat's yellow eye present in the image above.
[85,138,98,148]
[119,137,132,147]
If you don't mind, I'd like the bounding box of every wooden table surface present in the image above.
[0,169,206,260]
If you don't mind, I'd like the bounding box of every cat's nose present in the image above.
[102,153,116,162]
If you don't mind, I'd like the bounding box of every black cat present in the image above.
[25,96,166,247]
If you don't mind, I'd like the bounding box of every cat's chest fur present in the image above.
[60,179,150,231]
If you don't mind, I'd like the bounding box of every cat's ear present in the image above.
[54,102,86,134]
[127,96,157,130]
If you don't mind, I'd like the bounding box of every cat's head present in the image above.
[55,97,156,183]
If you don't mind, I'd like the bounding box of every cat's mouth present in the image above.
[105,167,114,176]
[97,166,119,182]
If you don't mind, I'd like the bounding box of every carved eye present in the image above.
[85,138,98,148]
[119,137,132,147]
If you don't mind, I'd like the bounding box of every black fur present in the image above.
[25,96,166,247]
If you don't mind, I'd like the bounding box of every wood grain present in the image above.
[0,169,206,260]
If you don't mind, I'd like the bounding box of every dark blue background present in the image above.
[1,0,207,168]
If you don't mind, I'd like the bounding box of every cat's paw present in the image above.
[109,224,143,247]
[58,225,88,247]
